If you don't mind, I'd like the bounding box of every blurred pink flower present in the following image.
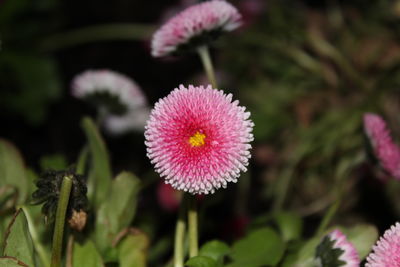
[151,0,242,57]
[322,230,360,267]
[363,113,400,180]
[157,182,182,212]
[145,85,254,194]
[72,70,146,111]
[72,69,149,134]
[366,222,400,266]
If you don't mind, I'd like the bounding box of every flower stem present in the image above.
[66,235,74,267]
[197,46,218,88]
[316,199,341,236]
[174,198,186,267]
[51,175,73,267]
[188,196,198,258]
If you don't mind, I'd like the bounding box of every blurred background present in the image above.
[2,0,400,264]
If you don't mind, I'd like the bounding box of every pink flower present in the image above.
[72,69,147,113]
[104,107,150,134]
[157,182,183,212]
[316,230,360,267]
[151,0,242,57]
[365,222,400,266]
[72,69,149,134]
[363,113,400,180]
[145,85,254,194]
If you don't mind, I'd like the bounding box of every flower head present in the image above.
[315,229,360,267]
[32,169,88,225]
[363,113,400,180]
[72,69,149,134]
[366,222,400,267]
[145,85,253,194]
[151,0,242,57]
[72,69,146,115]
[104,107,151,134]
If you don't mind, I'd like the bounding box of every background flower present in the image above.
[145,84,253,194]
[315,229,360,267]
[72,69,149,134]
[151,0,242,57]
[363,113,400,180]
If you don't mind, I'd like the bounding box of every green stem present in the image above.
[174,198,186,267]
[197,46,218,88]
[316,199,341,236]
[188,196,198,258]
[39,23,155,51]
[76,146,88,175]
[51,175,73,267]
[21,206,51,267]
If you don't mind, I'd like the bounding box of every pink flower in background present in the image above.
[151,0,242,57]
[157,182,182,212]
[145,85,254,194]
[323,230,360,267]
[104,107,151,135]
[366,222,400,266]
[363,113,400,180]
[72,69,149,134]
[72,70,146,111]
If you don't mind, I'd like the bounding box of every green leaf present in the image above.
[185,256,218,267]
[230,227,285,267]
[117,230,149,267]
[81,117,112,208]
[104,172,141,233]
[0,139,28,204]
[2,209,35,267]
[94,172,140,253]
[39,154,68,171]
[0,256,29,267]
[73,240,104,267]
[288,237,320,267]
[199,240,230,266]
[339,224,378,259]
[273,211,303,242]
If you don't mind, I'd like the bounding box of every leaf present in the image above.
[39,154,68,171]
[185,256,218,267]
[289,237,320,267]
[273,211,303,242]
[73,240,104,267]
[0,256,29,267]
[81,117,112,208]
[94,172,140,253]
[199,240,230,266]
[2,209,35,267]
[117,230,149,267]
[0,139,28,203]
[339,224,378,259]
[104,172,141,233]
[230,227,285,267]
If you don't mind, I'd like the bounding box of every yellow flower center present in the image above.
[189,131,206,147]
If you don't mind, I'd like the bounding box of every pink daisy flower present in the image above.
[363,113,400,180]
[72,69,147,114]
[157,182,183,212]
[316,229,360,267]
[104,107,150,134]
[72,69,150,134]
[366,222,400,267]
[145,85,253,194]
[151,0,242,57]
